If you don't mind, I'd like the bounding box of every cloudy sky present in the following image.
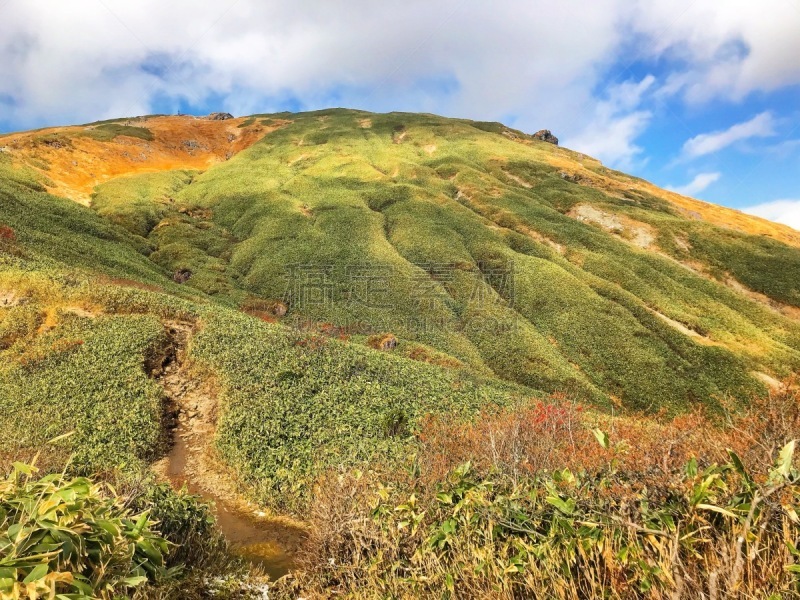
[1,0,798,228]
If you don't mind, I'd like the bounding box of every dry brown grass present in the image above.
[273,386,800,599]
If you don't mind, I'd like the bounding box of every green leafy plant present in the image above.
[285,388,800,598]
[81,124,155,142]
[292,446,800,598]
[0,462,174,599]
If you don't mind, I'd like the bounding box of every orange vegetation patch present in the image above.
[367,332,398,351]
[543,151,800,248]
[656,186,800,247]
[1,115,289,204]
[240,297,288,322]
[418,384,800,485]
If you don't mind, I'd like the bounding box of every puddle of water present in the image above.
[214,505,299,580]
[235,542,294,580]
[164,419,306,580]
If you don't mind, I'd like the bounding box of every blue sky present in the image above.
[1,0,798,228]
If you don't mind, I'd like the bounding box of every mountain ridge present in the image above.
[2,108,799,415]
[2,109,797,244]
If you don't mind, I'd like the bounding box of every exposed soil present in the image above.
[519,224,565,254]
[653,253,800,322]
[651,309,716,344]
[150,321,308,580]
[673,234,692,252]
[503,169,533,189]
[288,153,309,166]
[0,290,21,307]
[62,305,99,318]
[725,276,800,321]
[753,371,786,391]
[568,204,655,249]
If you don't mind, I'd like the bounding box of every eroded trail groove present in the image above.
[150,321,307,580]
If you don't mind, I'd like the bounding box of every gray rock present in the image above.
[532,130,559,145]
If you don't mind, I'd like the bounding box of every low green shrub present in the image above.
[0,311,168,472]
[81,124,155,142]
[127,483,229,571]
[91,170,196,238]
[190,309,529,510]
[0,463,173,599]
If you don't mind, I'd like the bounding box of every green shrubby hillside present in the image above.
[2,108,800,597]
[189,308,531,510]
[2,109,800,452]
[80,109,800,411]
[0,266,199,472]
[0,155,179,289]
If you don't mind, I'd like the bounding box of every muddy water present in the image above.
[153,324,307,580]
[163,421,305,580]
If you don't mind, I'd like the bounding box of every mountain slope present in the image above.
[2,108,800,599]
[2,109,800,415]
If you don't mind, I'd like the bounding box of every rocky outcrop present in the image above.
[532,130,559,145]
[208,112,234,121]
[368,333,398,351]
[173,269,192,283]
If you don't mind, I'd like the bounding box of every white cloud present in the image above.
[0,0,798,163]
[563,75,655,169]
[682,113,776,158]
[668,172,722,196]
[629,0,800,103]
[743,200,800,231]
[0,0,627,134]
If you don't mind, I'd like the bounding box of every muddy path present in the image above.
[150,321,308,580]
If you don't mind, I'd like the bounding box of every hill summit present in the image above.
[1,108,799,414]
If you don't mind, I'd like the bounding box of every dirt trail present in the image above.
[151,322,307,580]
